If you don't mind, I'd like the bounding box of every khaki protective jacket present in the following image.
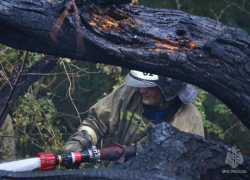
[78,84,204,148]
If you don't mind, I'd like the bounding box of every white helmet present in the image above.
[125,70,198,104]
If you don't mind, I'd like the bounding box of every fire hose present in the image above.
[36,142,136,171]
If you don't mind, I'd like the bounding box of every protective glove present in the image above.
[61,130,92,169]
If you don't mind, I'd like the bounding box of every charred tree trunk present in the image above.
[116,123,250,179]
[0,124,249,180]
[0,56,60,127]
[0,169,181,180]
[0,0,249,129]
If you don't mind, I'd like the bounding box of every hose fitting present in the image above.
[88,146,100,163]
[36,152,57,171]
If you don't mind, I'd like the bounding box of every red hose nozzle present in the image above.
[36,152,56,171]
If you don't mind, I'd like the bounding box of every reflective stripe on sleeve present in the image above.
[78,126,98,146]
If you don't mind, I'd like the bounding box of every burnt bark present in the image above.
[0,56,60,127]
[0,169,182,180]
[116,123,250,179]
[0,0,249,129]
[0,124,249,180]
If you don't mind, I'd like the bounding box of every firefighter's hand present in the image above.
[62,131,92,153]
[62,140,83,153]
[61,139,83,169]
[61,131,92,169]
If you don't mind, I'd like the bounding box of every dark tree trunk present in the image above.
[0,56,60,127]
[116,123,250,179]
[0,0,249,129]
[0,169,182,180]
[0,124,249,180]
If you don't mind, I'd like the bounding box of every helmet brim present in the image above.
[125,73,157,88]
[125,70,198,104]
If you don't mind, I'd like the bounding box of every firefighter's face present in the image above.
[140,86,164,106]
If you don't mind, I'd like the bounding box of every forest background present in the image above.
[0,0,249,163]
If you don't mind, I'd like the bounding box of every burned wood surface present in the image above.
[0,123,249,180]
[0,56,59,127]
[0,169,181,180]
[116,123,250,179]
[0,0,249,129]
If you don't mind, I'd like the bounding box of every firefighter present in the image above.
[62,70,204,155]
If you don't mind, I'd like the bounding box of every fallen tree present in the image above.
[0,123,249,179]
[116,123,250,179]
[0,0,249,129]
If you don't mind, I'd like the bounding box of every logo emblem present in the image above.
[225,145,243,168]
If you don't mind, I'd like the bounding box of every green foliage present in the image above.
[0,45,45,78]
[29,53,45,64]
[96,63,115,76]
[213,100,248,132]
[113,75,125,89]
[214,103,231,114]
[96,63,126,90]
[203,120,225,139]
[193,88,207,121]
[193,88,225,139]
[13,92,64,155]
[203,93,250,155]
[0,45,23,75]
[59,58,71,65]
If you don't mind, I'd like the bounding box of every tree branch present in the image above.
[0,56,60,127]
[0,1,249,130]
